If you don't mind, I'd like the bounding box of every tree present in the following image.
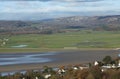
[90,66,102,79]
[102,56,112,64]
[42,66,56,74]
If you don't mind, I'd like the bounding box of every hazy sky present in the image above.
[0,0,120,20]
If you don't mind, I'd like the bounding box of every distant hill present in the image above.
[0,15,120,34]
[39,15,120,30]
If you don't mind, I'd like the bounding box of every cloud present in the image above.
[0,0,104,2]
[0,0,107,13]
[0,0,120,20]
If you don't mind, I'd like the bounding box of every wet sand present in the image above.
[0,50,119,72]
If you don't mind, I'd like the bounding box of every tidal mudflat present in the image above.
[0,50,119,72]
[0,52,57,65]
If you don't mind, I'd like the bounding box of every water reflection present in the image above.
[0,52,56,65]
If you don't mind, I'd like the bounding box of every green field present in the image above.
[1,31,120,49]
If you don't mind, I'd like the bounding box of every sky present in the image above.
[0,0,120,20]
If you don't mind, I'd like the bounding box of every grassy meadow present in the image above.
[0,31,120,52]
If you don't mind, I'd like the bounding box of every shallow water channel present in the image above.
[0,52,57,65]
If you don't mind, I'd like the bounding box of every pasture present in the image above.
[1,31,120,49]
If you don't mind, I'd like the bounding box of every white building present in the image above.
[44,74,51,79]
[94,61,99,66]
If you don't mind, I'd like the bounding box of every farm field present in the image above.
[0,31,120,50]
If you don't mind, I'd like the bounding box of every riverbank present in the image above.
[0,48,115,53]
[0,62,81,72]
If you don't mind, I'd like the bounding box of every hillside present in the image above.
[0,15,120,34]
[39,15,120,30]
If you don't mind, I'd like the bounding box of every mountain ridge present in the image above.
[0,15,120,34]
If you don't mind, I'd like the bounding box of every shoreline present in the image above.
[0,62,87,72]
[0,48,116,53]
